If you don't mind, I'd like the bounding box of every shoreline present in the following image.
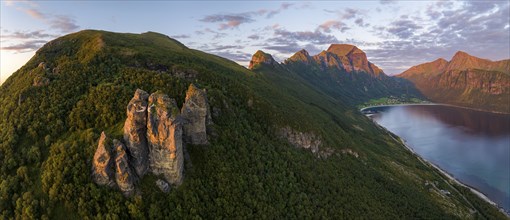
[368,118,509,216]
[360,103,510,115]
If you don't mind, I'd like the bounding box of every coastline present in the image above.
[367,117,509,216]
[360,102,510,115]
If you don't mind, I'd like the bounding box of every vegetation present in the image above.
[357,96,429,109]
[0,30,506,219]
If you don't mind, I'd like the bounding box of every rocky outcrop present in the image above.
[285,49,313,64]
[398,52,510,113]
[147,92,184,185]
[279,126,321,153]
[249,50,279,69]
[91,132,115,186]
[33,76,50,87]
[155,179,170,193]
[181,84,212,145]
[123,89,150,177]
[310,44,385,77]
[92,84,212,195]
[113,139,136,196]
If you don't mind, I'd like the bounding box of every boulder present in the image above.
[155,179,170,193]
[113,139,136,196]
[147,92,185,185]
[123,89,150,177]
[91,132,115,186]
[181,84,212,145]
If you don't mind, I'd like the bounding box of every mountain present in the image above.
[0,30,506,219]
[398,52,510,113]
[274,44,423,105]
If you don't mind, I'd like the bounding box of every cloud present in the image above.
[170,34,190,39]
[262,42,321,55]
[386,19,422,39]
[380,0,397,5]
[342,8,360,20]
[318,20,350,33]
[355,18,369,27]
[1,30,56,39]
[272,28,339,45]
[213,51,252,62]
[0,40,47,52]
[200,14,254,30]
[247,34,261,40]
[200,3,294,30]
[22,8,45,19]
[11,4,79,33]
[50,15,79,33]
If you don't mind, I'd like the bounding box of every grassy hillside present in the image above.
[0,30,506,219]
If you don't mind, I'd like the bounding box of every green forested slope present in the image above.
[0,30,505,219]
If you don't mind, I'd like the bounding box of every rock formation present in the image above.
[33,76,50,87]
[285,49,313,64]
[181,84,212,145]
[91,132,115,186]
[249,50,280,69]
[279,126,322,153]
[92,84,212,195]
[147,92,184,185]
[123,89,150,177]
[317,44,385,77]
[113,139,136,196]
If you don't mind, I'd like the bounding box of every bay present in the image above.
[364,104,510,212]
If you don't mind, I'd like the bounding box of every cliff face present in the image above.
[123,89,149,177]
[91,132,115,186]
[92,85,211,195]
[113,139,136,196]
[249,50,279,69]
[279,127,322,154]
[147,93,184,185]
[398,52,510,113]
[308,44,385,77]
[181,84,212,145]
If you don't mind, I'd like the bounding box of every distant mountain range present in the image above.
[398,51,510,113]
[249,44,421,105]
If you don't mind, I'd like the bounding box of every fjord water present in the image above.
[367,105,510,212]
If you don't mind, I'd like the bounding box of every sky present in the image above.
[1,0,509,85]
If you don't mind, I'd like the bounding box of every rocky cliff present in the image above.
[398,52,510,113]
[181,84,212,145]
[147,92,184,185]
[91,132,115,186]
[92,85,211,195]
[123,89,150,177]
[113,139,136,196]
[279,126,322,154]
[249,50,280,69]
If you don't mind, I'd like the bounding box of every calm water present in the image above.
[366,105,510,212]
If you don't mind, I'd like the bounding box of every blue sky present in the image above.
[1,0,509,84]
